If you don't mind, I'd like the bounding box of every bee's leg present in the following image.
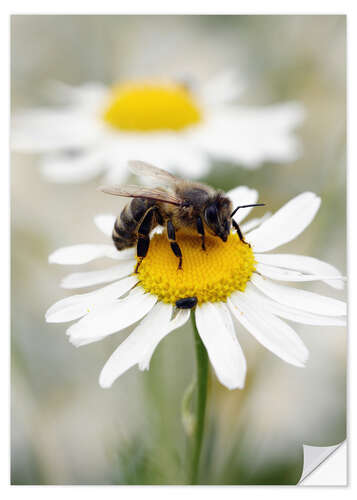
[135,208,155,273]
[176,297,198,309]
[167,220,183,270]
[196,216,206,251]
[232,219,250,247]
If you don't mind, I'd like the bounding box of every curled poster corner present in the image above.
[299,441,346,485]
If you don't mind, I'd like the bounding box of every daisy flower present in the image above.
[12,73,304,183]
[46,187,346,390]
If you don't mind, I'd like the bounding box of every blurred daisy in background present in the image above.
[12,72,305,183]
[45,188,345,390]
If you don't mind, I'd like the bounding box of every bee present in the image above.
[98,161,264,273]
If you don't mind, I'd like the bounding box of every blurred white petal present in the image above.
[45,80,109,110]
[99,302,172,388]
[247,192,321,252]
[101,162,130,184]
[93,214,117,237]
[226,186,258,223]
[41,150,106,183]
[229,291,309,367]
[11,109,100,152]
[189,102,305,167]
[251,274,346,316]
[199,69,245,106]
[106,132,209,179]
[195,302,247,390]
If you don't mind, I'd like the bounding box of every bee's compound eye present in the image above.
[204,204,218,224]
[175,297,198,309]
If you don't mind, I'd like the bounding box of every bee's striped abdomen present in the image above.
[112,198,156,251]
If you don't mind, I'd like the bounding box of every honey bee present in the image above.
[98,161,264,274]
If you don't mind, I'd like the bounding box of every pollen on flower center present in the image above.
[102,82,202,131]
[136,231,256,305]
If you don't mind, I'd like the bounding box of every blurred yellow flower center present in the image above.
[137,231,255,305]
[103,82,202,131]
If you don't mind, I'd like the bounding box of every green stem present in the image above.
[189,310,209,485]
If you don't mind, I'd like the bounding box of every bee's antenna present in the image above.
[230,203,265,218]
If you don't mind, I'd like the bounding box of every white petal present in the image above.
[61,260,134,289]
[45,276,138,323]
[251,274,346,316]
[171,149,209,179]
[101,162,129,184]
[49,244,120,265]
[67,287,157,347]
[247,192,321,252]
[255,253,345,290]
[190,102,305,167]
[41,151,105,183]
[199,70,244,106]
[138,309,190,370]
[240,212,271,234]
[106,131,209,180]
[11,109,100,152]
[94,214,117,237]
[228,292,309,367]
[241,284,346,326]
[226,186,259,223]
[93,214,137,256]
[99,302,172,388]
[255,263,346,285]
[45,81,109,110]
[195,303,247,390]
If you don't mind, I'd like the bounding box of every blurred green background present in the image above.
[11,15,346,485]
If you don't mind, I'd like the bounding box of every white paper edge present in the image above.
[299,441,347,485]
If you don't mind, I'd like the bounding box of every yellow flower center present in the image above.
[137,231,256,305]
[102,82,202,131]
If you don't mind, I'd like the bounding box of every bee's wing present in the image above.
[128,160,182,185]
[98,184,183,206]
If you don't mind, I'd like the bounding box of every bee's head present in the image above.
[203,195,232,242]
